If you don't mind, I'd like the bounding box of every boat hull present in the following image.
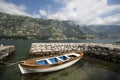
[18,57,80,74]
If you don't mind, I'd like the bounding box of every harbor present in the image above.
[0,39,120,80]
[30,43,120,62]
[0,45,15,60]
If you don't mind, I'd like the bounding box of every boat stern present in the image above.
[18,64,28,74]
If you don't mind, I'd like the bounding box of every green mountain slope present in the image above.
[0,12,89,40]
[0,12,120,40]
[83,25,120,39]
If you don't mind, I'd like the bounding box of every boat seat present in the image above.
[72,53,80,56]
[46,59,52,64]
[56,57,64,62]
[64,55,70,59]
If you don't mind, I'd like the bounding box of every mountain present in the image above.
[0,12,90,40]
[0,12,120,40]
[83,25,120,39]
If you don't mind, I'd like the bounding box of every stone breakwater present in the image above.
[0,45,15,60]
[30,43,120,62]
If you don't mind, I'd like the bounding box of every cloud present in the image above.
[0,0,120,25]
[46,0,120,25]
[0,0,31,16]
[39,9,47,17]
[102,14,120,25]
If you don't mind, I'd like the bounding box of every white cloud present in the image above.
[39,9,47,16]
[102,14,120,25]
[47,0,120,25]
[0,0,120,25]
[0,0,31,16]
[88,14,120,25]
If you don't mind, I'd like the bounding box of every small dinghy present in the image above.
[18,52,83,74]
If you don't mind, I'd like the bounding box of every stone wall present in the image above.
[0,45,15,60]
[30,43,120,62]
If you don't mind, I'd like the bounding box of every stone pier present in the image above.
[0,45,15,60]
[30,43,120,62]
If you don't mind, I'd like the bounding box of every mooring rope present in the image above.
[0,60,24,67]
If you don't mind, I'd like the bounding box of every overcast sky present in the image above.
[0,0,120,25]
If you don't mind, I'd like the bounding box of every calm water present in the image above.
[0,39,120,80]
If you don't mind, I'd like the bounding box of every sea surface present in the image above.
[0,39,120,80]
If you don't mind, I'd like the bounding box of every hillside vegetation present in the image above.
[83,25,120,39]
[0,12,120,40]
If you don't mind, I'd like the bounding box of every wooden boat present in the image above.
[18,52,83,74]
